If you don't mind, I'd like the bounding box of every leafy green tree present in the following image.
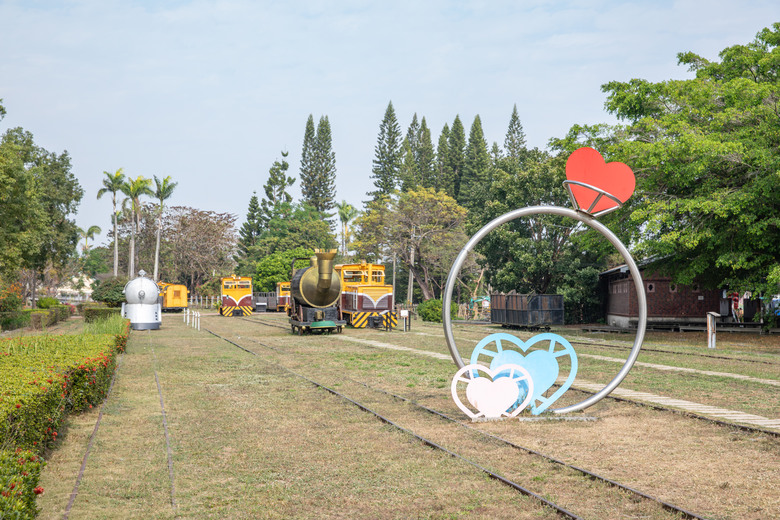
[152,175,177,281]
[369,101,403,199]
[585,23,780,294]
[250,202,337,259]
[97,168,126,276]
[91,276,128,307]
[459,115,491,210]
[254,246,314,292]
[447,115,466,200]
[0,125,46,281]
[82,246,111,278]
[120,176,153,277]
[353,187,468,300]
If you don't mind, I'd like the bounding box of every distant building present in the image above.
[55,275,94,302]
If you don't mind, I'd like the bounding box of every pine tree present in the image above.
[435,123,452,196]
[260,151,296,225]
[368,101,403,200]
[459,115,491,209]
[417,117,436,189]
[238,192,263,256]
[299,114,316,201]
[447,115,466,200]
[504,104,527,162]
[400,114,421,192]
[311,115,337,214]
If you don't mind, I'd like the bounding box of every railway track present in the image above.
[205,323,713,520]
[242,315,780,438]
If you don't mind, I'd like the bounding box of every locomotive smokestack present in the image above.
[316,249,337,291]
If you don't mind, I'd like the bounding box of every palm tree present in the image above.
[336,200,359,257]
[152,175,178,281]
[97,168,126,276]
[77,225,102,254]
[120,176,153,278]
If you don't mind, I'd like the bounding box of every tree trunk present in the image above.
[112,199,119,277]
[153,213,162,281]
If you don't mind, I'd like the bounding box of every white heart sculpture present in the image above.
[451,364,534,420]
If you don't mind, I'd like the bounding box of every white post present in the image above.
[707,312,719,349]
[197,311,201,331]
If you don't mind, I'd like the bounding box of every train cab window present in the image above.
[372,272,384,284]
[224,283,233,289]
[343,270,366,283]
[238,282,251,289]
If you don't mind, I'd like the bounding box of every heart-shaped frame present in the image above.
[451,363,534,420]
[470,332,578,415]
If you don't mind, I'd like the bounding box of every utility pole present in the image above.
[407,227,415,304]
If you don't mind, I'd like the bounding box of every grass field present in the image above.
[31,314,780,519]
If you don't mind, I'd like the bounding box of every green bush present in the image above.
[35,297,59,309]
[417,298,458,323]
[0,311,30,332]
[0,292,22,313]
[91,277,128,307]
[83,307,121,323]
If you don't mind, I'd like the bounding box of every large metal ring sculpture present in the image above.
[442,205,647,414]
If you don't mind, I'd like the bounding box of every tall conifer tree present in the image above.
[504,104,527,162]
[459,115,491,209]
[299,114,316,199]
[417,117,436,189]
[447,115,466,200]
[311,116,337,214]
[238,192,263,256]
[435,123,452,196]
[399,113,421,192]
[369,101,403,200]
[260,151,296,224]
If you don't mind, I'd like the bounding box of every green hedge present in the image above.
[0,318,130,518]
[0,312,30,332]
[82,307,121,323]
[0,449,44,519]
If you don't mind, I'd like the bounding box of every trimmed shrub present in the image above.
[83,307,121,323]
[35,297,59,309]
[29,311,56,330]
[417,298,458,323]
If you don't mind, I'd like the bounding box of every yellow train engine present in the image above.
[336,261,397,329]
[276,281,291,312]
[219,275,253,316]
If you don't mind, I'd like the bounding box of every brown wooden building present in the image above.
[600,265,729,329]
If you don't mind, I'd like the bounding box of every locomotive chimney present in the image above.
[316,249,337,291]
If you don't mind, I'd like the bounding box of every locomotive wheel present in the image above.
[297,326,303,336]
[291,325,295,334]
[337,326,342,333]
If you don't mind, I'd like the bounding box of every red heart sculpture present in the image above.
[565,147,635,214]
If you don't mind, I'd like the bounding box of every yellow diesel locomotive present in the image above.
[220,275,253,316]
[157,282,188,312]
[336,261,397,329]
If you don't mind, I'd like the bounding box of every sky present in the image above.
[1,0,777,247]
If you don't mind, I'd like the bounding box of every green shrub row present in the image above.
[82,306,121,323]
[0,312,31,332]
[0,449,44,518]
[0,318,130,518]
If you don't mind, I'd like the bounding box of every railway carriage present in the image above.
[157,282,188,312]
[219,275,253,316]
[336,261,397,329]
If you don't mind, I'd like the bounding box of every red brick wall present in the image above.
[606,271,720,318]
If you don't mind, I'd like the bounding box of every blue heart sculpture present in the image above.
[470,332,578,415]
